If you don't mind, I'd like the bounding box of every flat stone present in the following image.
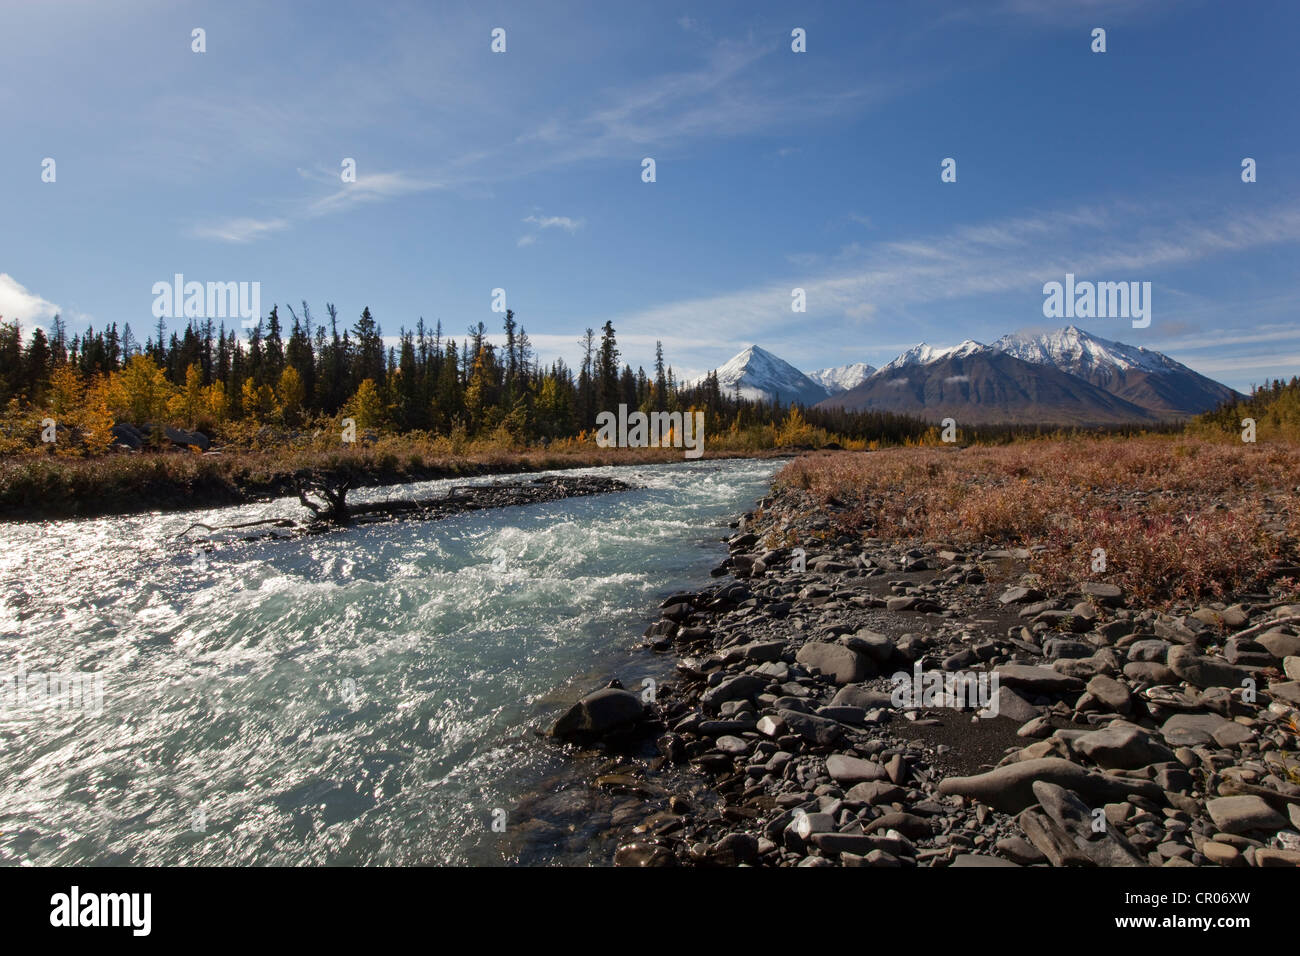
[1212,722,1255,748]
[1200,841,1242,866]
[1075,722,1175,770]
[1159,712,1232,747]
[714,735,750,754]
[1155,619,1204,645]
[1206,795,1288,835]
[1054,657,1108,680]
[815,705,867,726]
[995,664,1084,695]
[1167,645,1251,690]
[995,836,1046,865]
[740,640,785,662]
[1019,599,1061,618]
[843,780,906,805]
[830,684,894,710]
[1044,638,1093,660]
[1224,636,1274,667]
[1257,630,1300,660]
[1000,586,1044,605]
[1123,661,1178,684]
[1268,681,1300,706]
[981,684,1042,724]
[1255,848,1300,866]
[696,719,758,736]
[1080,582,1124,606]
[808,833,883,855]
[826,753,887,784]
[863,811,932,840]
[710,832,760,865]
[846,629,895,664]
[1127,639,1171,662]
[795,642,872,684]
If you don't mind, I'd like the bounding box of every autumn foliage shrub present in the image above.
[776,436,1299,604]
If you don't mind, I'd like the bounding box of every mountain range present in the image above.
[694,326,1240,425]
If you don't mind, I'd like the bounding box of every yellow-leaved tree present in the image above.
[344,378,386,430]
[47,364,114,455]
[203,380,228,424]
[168,364,206,428]
[109,355,174,425]
[78,377,115,455]
[276,366,305,426]
[240,377,277,422]
[775,406,818,446]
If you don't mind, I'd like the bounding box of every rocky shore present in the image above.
[551,483,1300,867]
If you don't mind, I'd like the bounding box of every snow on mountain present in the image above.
[990,324,1240,416]
[876,339,987,374]
[687,328,1237,420]
[992,325,1173,376]
[827,325,1239,421]
[819,347,1163,425]
[807,362,876,393]
[693,345,830,406]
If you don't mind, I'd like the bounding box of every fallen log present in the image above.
[296,473,631,528]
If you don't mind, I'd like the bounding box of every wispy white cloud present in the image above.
[607,198,1300,372]
[194,171,439,243]
[523,214,583,232]
[1149,323,1300,353]
[305,171,441,217]
[187,33,900,244]
[517,212,585,247]
[1186,353,1300,375]
[192,217,291,243]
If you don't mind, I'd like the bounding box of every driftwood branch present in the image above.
[1230,615,1300,642]
[172,518,298,539]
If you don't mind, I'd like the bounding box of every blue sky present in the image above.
[1,0,1297,392]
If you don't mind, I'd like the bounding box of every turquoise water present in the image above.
[0,459,778,865]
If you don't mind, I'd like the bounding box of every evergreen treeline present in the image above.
[0,305,944,445]
[1195,376,1300,438]
[0,305,1192,453]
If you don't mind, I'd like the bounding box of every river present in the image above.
[0,458,779,866]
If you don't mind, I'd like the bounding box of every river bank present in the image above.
[554,441,1300,867]
[0,443,793,522]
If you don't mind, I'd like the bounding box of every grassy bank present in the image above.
[0,435,790,521]
[774,435,1300,605]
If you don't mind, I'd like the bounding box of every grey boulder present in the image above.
[551,687,645,739]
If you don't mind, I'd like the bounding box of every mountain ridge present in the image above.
[691,327,1239,423]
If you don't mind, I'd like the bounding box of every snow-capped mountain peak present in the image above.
[696,344,830,406]
[993,325,1174,375]
[685,327,1237,420]
[807,362,876,393]
[877,339,986,373]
